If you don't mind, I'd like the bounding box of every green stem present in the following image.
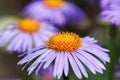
[25,75,33,80]
[107,25,117,80]
[63,74,69,80]
[25,74,40,80]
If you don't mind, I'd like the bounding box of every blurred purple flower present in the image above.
[115,57,120,78]
[100,0,110,9]
[100,3,120,30]
[39,65,53,79]
[23,0,87,26]
[99,0,120,9]
[0,19,58,53]
[18,32,110,79]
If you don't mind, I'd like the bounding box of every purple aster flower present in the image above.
[99,0,120,9]
[18,32,110,79]
[100,3,120,30]
[23,0,87,26]
[39,65,53,79]
[100,0,110,9]
[0,19,58,53]
[115,57,120,78]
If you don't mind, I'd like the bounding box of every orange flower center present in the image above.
[43,0,64,8]
[46,32,82,52]
[17,19,40,33]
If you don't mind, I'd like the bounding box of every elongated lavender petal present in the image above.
[67,53,82,79]
[64,52,69,77]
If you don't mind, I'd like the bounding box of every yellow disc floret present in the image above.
[46,32,82,52]
[18,19,40,33]
[43,0,64,8]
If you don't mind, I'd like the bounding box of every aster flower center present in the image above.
[43,0,64,8]
[46,32,82,52]
[18,19,39,33]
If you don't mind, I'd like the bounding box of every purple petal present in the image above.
[74,52,96,74]
[71,53,88,78]
[77,50,105,70]
[64,52,69,77]
[7,33,24,53]
[25,45,46,54]
[32,33,44,47]
[35,50,52,62]
[53,53,60,77]
[76,50,105,74]
[0,30,19,47]
[27,50,52,74]
[57,52,64,79]
[43,50,55,62]
[36,63,44,75]
[81,44,110,62]
[24,33,32,51]
[43,53,56,69]
[67,53,82,79]
[27,60,40,75]
[17,49,47,65]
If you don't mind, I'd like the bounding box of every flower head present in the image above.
[23,0,87,26]
[0,19,58,53]
[18,32,110,79]
[46,32,82,52]
[43,0,64,8]
[18,19,40,33]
